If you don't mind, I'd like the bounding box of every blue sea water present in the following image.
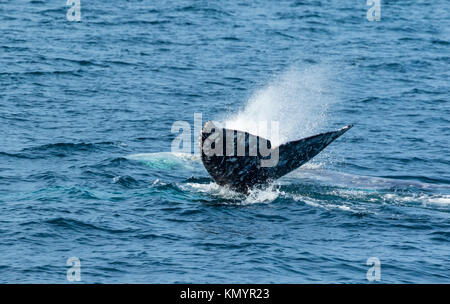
[0,0,449,283]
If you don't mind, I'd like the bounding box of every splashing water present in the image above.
[223,65,335,146]
[181,181,282,205]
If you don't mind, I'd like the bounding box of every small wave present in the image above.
[27,171,69,183]
[149,179,185,194]
[289,193,361,213]
[104,60,139,66]
[38,7,66,14]
[381,175,450,185]
[51,57,108,68]
[122,20,171,26]
[0,151,33,159]
[431,39,450,46]
[27,142,96,151]
[382,193,450,207]
[0,70,83,77]
[45,218,136,234]
[367,62,405,72]
[175,5,233,17]
[112,175,140,188]
[426,196,450,206]
[88,157,136,170]
[65,187,99,200]
[1,45,29,51]
[19,141,121,158]
[221,36,240,41]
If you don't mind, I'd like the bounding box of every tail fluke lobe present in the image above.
[200,121,353,193]
[270,124,353,179]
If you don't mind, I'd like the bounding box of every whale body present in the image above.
[199,121,353,193]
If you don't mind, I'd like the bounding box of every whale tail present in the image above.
[199,121,353,193]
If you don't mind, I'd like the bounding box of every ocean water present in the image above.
[0,0,449,283]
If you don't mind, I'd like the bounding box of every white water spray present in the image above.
[223,65,335,146]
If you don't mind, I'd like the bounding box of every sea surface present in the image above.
[0,0,449,283]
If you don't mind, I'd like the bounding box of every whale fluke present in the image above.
[199,121,353,193]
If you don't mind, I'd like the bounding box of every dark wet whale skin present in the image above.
[200,122,353,193]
